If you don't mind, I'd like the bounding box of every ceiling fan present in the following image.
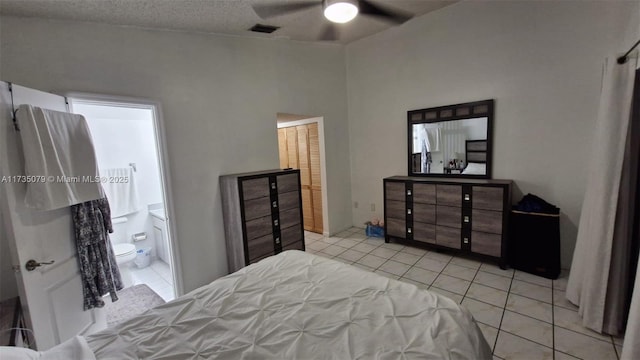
[252,0,413,41]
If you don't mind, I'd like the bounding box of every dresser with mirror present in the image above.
[386,99,512,268]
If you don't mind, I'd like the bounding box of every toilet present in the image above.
[111,217,136,288]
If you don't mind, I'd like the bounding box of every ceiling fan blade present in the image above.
[252,1,321,19]
[358,0,413,24]
[318,24,339,41]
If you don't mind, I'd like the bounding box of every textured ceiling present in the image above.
[0,0,456,44]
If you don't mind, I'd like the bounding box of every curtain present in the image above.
[621,67,640,359]
[566,57,637,335]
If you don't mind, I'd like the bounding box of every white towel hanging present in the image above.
[16,104,104,211]
[100,167,140,217]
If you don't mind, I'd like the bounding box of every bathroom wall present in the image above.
[73,103,163,257]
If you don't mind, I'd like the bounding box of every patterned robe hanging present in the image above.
[71,198,124,310]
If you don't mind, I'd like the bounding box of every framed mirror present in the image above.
[408,99,493,178]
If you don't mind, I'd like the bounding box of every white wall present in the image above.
[346,0,640,267]
[274,41,352,236]
[0,17,351,293]
[74,103,163,255]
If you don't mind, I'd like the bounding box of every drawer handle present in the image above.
[271,182,276,190]
[463,237,469,244]
[464,216,470,223]
[407,190,412,196]
[407,208,412,215]
[275,237,281,244]
[464,194,470,201]
[407,227,412,234]
[274,219,279,226]
[272,201,278,208]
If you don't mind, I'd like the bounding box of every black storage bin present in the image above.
[508,193,561,279]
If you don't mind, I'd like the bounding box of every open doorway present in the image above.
[68,98,177,326]
[276,113,328,236]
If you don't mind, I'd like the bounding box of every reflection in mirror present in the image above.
[408,99,493,178]
[411,118,488,175]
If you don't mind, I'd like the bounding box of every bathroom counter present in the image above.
[149,209,166,220]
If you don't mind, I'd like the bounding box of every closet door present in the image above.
[277,128,288,169]
[0,82,107,350]
[286,127,299,168]
[276,123,324,234]
[308,123,323,233]
[296,125,315,232]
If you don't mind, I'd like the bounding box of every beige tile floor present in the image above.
[305,228,624,360]
[129,259,175,302]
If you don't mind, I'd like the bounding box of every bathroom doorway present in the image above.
[68,97,178,326]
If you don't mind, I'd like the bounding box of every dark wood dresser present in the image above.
[384,176,512,268]
[220,169,305,273]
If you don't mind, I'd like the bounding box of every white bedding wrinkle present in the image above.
[461,162,486,175]
[86,251,491,359]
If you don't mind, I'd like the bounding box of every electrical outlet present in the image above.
[370,203,375,212]
[354,201,359,209]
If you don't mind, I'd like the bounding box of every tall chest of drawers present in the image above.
[384,176,512,268]
[220,169,305,273]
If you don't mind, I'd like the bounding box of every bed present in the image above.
[461,140,488,175]
[85,250,490,359]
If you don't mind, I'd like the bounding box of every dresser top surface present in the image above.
[220,168,299,180]
[385,176,512,185]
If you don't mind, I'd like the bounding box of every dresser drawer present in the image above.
[437,185,462,207]
[471,231,501,257]
[279,208,301,229]
[413,183,436,204]
[278,191,300,211]
[249,252,272,264]
[436,205,461,228]
[385,182,405,201]
[467,141,487,151]
[245,215,273,241]
[248,234,275,260]
[436,226,461,249]
[386,200,406,219]
[413,203,435,223]
[242,177,270,200]
[243,196,271,221]
[277,173,299,193]
[281,224,303,247]
[283,241,304,251]
[472,186,504,211]
[413,221,436,244]
[472,209,503,234]
[386,218,406,238]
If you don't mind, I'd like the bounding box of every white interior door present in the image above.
[0,82,106,350]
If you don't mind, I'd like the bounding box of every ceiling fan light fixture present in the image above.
[323,0,359,24]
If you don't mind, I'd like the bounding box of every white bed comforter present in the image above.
[87,251,491,359]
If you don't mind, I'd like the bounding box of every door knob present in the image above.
[25,259,55,271]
